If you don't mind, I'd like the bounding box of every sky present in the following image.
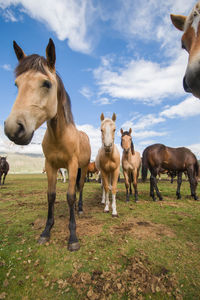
[0,0,200,161]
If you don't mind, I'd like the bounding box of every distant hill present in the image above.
[0,153,45,174]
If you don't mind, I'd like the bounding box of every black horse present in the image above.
[142,144,198,201]
[0,157,9,185]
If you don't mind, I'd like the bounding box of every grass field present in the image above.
[0,174,200,300]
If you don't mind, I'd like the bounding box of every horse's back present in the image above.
[131,151,141,169]
[78,130,91,167]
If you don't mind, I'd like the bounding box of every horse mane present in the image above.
[121,131,135,155]
[185,3,200,31]
[15,54,74,125]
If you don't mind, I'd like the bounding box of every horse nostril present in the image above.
[16,122,25,138]
[183,76,192,93]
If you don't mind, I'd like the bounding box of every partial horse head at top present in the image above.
[171,1,200,99]
[100,113,116,153]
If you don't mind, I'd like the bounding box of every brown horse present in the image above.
[86,161,98,182]
[142,144,198,201]
[4,39,91,251]
[95,113,120,216]
[170,1,200,99]
[0,157,9,185]
[120,128,141,202]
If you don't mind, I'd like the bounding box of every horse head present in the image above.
[4,39,58,145]
[171,1,200,99]
[120,128,134,155]
[100,113,116,153]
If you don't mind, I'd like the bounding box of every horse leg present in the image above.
[3,172,7,184]
[187,168,198,201]
[150,173,156,201]
[38,162,57,244]
[133,170,139,202]
[101,172,109,212]
[67,160,80,251]
[129,173,132,195]
[123,171,130,202]
[77,166,88,215]
[0,172,2,185]
[176,172,182,199]
[111,168,119,217]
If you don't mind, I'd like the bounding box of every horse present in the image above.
[120,128,141,202]
[170,1,200,99]
[142,143,198,201]
[86,161,98,182]
[58,168,67,183]
[0,157,9,185]
[4,39,91,251]
[95,113,120,217]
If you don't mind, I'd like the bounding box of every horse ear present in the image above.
[129,128,132,135]
[170,14,186,31]
[120,128,123,135]
[112,113,116,122]
[46,38,56,71]
[13,41,26,61]
[100,113,104,121]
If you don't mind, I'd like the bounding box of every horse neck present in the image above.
[47,86,74,139]
[123,148,132,161]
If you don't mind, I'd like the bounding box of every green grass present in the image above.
[0,174,200,299]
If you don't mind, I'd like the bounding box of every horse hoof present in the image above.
[112,214,119,218]
[104,210,109,213]
[78,210,84,216]
[68,242,80,252]
[38,236,50,244]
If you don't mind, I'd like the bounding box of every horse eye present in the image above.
[42,80,52,89]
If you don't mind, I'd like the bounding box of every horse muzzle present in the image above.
[183,66,200,99]
[4,119,34,145]
[104,143,112,153]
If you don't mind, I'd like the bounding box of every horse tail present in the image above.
[76,168,81,191]
[142,150,148,182]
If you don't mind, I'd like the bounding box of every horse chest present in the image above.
[101,159,117,172]
[122,159,133,171]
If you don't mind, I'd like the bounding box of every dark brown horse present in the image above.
[0,157,9,185]
[4,39,91,251]
[142,144,198,201]
[86,161,98,182]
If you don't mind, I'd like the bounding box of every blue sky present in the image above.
[0,0,200,160]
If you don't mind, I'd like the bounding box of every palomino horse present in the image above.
[142,144,198,201]
[170,1,200,99]
[86,161,98,182]
[95,113,120,216]
[4,39,91,251]
[0,157,9,185]
[120,128,141,202]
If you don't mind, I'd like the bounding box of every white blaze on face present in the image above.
[192,14,200,35]
[104,123,112,147]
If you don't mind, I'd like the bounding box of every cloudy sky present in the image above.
[0,0,200,160]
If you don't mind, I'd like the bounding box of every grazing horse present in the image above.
[0,157,9,185]
[120,128,141,202]
[86,161,98,182]
[142,144,198,201]
[170,1,200,99]
[95,113,120,216]
[4,39,91,251]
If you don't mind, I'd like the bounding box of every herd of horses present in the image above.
[3,1,200,250]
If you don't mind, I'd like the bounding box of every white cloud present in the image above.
[0,0,95,53]
[1,64,11,71]
[77,124,101,160]
[93,52,187,104]
[161,97,200,118]
[186,143,200,159]
[80,86,93,99]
